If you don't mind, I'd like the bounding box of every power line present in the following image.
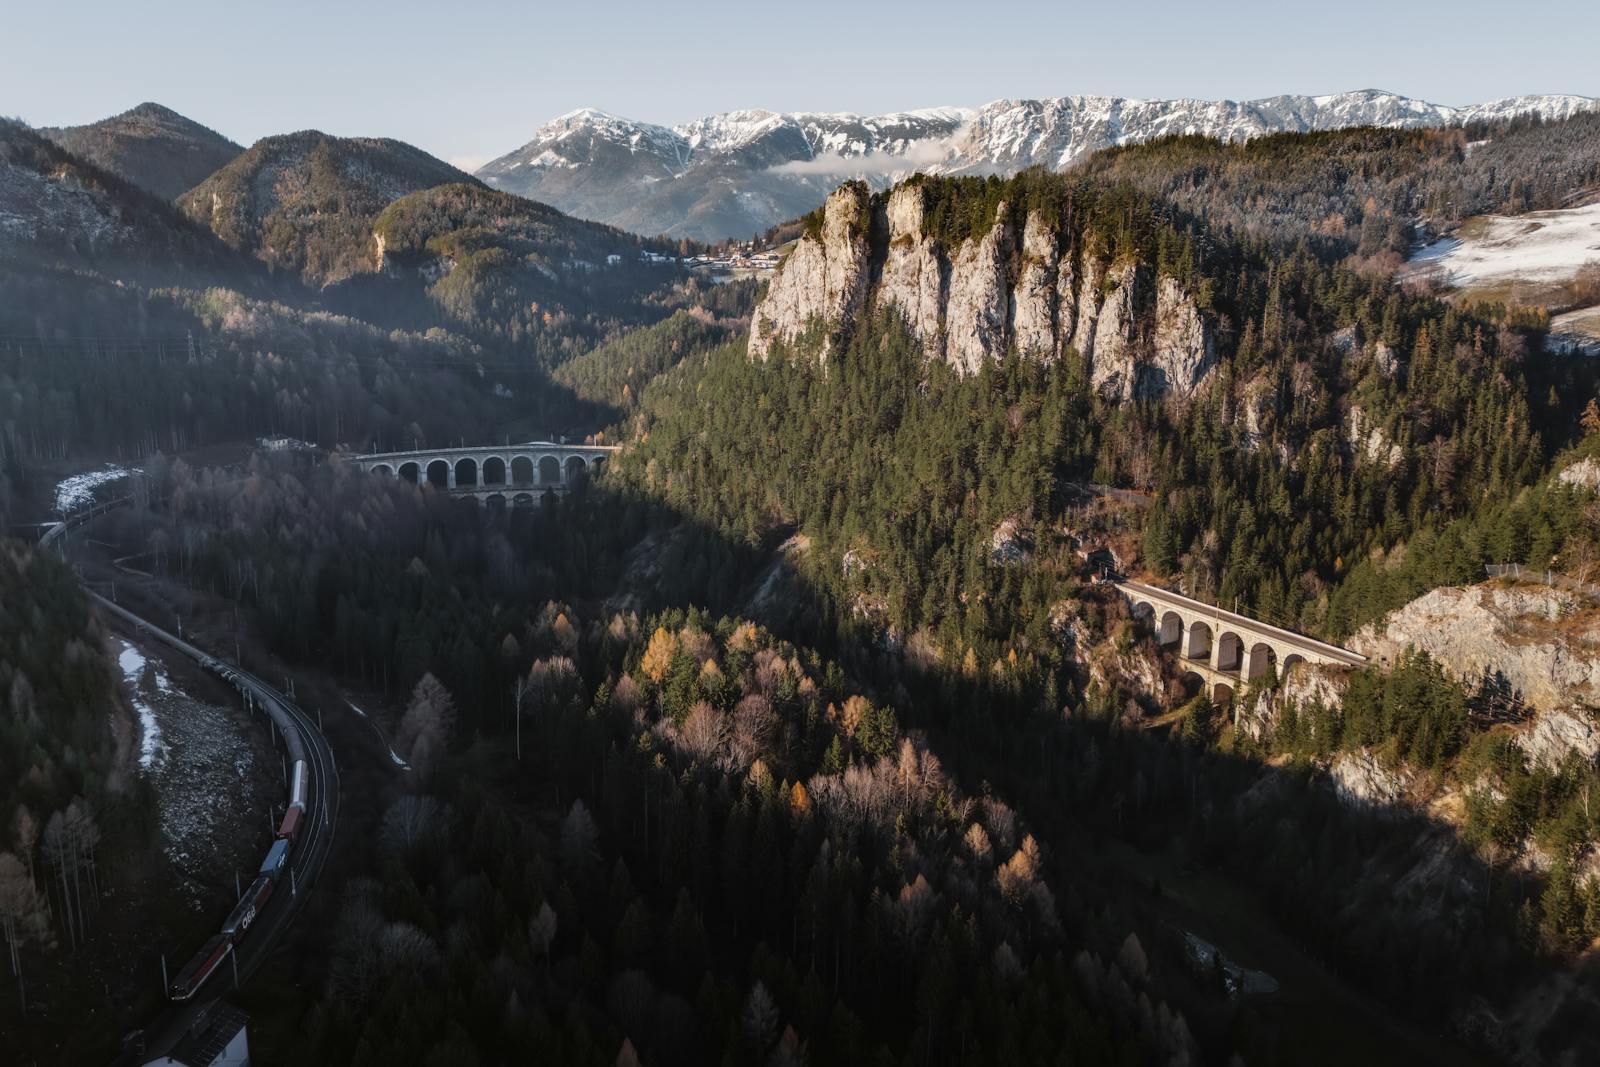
[0,335,573,375]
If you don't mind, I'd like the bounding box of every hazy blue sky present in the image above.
[8,0,1598,169]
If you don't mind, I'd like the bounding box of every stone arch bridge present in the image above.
[351,442,620,506]
[1116,580,1366,705]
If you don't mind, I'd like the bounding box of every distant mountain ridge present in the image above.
[41,102,242,201]
[478,89,1600,240]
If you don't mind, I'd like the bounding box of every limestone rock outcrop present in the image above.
[988,517,1032,566]
[877,185,945,358]
[1086,265,1144,401]
[1240,661,1349,741]
[1238,375,1275,452]
[1557,455,1600,492]
[1353,581,1600,768]
[1068,256,1104,364]
[1344,405,1403,467]
[945,204,1015,374]
[1331,749,1413,812]
[747,179,1215,404]
[1150,275,1217,399]
[1012,211,1063,360]
[748,183,871,361]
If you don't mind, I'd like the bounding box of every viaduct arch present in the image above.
[350,441,619,506]
[1116,580,1366,705]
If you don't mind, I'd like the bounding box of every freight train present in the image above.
[168,752,306,1000]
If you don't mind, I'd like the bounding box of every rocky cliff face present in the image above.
[748,179,1216,401]
[1557,455,1600,491]
[749,184,871,361]
[1344,405,1404,467]
[944,202,1015,374]
[1239,662,1349,741]
[1353,581,1600,768]
[877,186,946,357]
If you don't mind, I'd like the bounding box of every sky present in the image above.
[7,0,1598,171]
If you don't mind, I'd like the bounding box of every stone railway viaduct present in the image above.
[351,442,620,506]
[1116,580,1366,703]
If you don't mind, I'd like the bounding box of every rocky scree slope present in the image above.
[479,91,1599,240]
[749,180,1215,402]
[42,102,242,201]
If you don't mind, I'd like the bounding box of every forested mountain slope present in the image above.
[0,120,260,283]
[1075,112,1600,263]
[0,543,137,1022]
[629,171,1566,649]
[178,132,478,286]
[0,127,733,475]
[335,182,692,362]
[41,102,242,201]
[595,167,1600,1063]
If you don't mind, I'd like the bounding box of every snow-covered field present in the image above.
[54,464,139,513]
[1410,202,1600,287]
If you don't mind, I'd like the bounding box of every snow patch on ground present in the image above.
[256,435,316,452]
[1410,202,1600,286]
[1549,306,1600,356]
[347,700,411,770]
[117,641,168,771]
[114,637,276,903]
[54,464,138,513]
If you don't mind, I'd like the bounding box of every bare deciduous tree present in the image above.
[0,851,50,1011]
[528,901,557,977]
[397,673,456,777]
[678,701,727,765]
[379,795,440,860]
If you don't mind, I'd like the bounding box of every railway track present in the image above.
[39,500,340,1062]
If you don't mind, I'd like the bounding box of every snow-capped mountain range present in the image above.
[477,89,1599,241]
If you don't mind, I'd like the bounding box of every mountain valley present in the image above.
[4,59,1600,1067]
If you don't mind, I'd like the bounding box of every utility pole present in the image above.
[160,954,168,997]
[515,678,524,761]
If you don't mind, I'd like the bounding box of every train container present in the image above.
[276,804,303,843]
[289,759,307,810]
[221,874,275,939]
[259,839,290,877]
[170,933,232,1001]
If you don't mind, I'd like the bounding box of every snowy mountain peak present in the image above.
[478,89,1599,241]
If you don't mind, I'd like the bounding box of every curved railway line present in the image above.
[40,499,340,1062]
